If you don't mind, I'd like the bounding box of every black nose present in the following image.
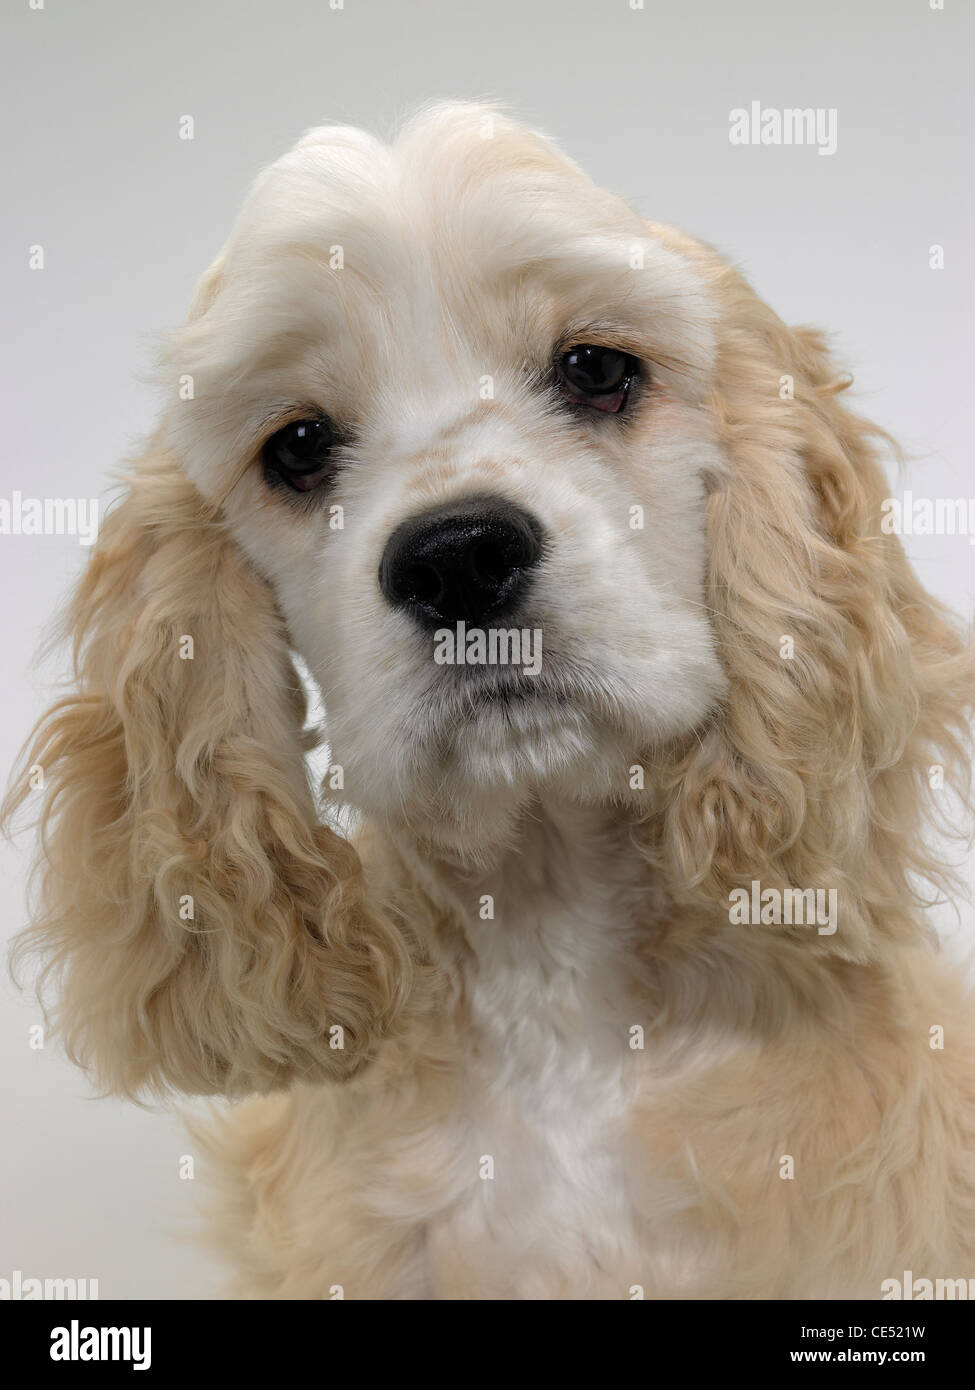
[379,497,544,628]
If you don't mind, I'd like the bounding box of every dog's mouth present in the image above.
[386,652,652,792]
[407,616,565,723]
[468,683,567,710]
[440,662,572,714]
[393,625,634,756]
[413,664,590,748]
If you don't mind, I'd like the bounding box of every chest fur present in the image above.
[418,840,650,1291]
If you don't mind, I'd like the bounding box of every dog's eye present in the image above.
[263,417,336,492]
[557,345,638,414]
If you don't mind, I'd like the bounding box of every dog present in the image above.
[7,103,975,1299]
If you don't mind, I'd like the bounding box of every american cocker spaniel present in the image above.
[8,103,975,1300]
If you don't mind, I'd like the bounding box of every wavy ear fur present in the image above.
[653,238,974,959]
[4,444,412,1098]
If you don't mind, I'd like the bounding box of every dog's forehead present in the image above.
[232,110,643,297]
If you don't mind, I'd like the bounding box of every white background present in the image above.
[1,0,973,1298]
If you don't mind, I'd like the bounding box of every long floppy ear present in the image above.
[4,442,413,1098]
[654,244,974,960]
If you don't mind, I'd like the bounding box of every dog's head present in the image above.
[168,105,727,840]
[8,105,971,1098]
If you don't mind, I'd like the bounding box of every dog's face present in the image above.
[169,107,728,833]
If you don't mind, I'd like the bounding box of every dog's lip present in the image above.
[423,668,568,714]
[474,683,558,704]
[455,678,572,716]
[413,657,589,730]
[410,668,597,748]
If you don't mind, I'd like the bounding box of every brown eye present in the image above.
[557,345,638,413]
[263,417,336,492]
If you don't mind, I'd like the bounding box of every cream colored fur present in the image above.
[6,104,975,1299]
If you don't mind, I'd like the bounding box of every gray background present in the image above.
[1,0,972,1298]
